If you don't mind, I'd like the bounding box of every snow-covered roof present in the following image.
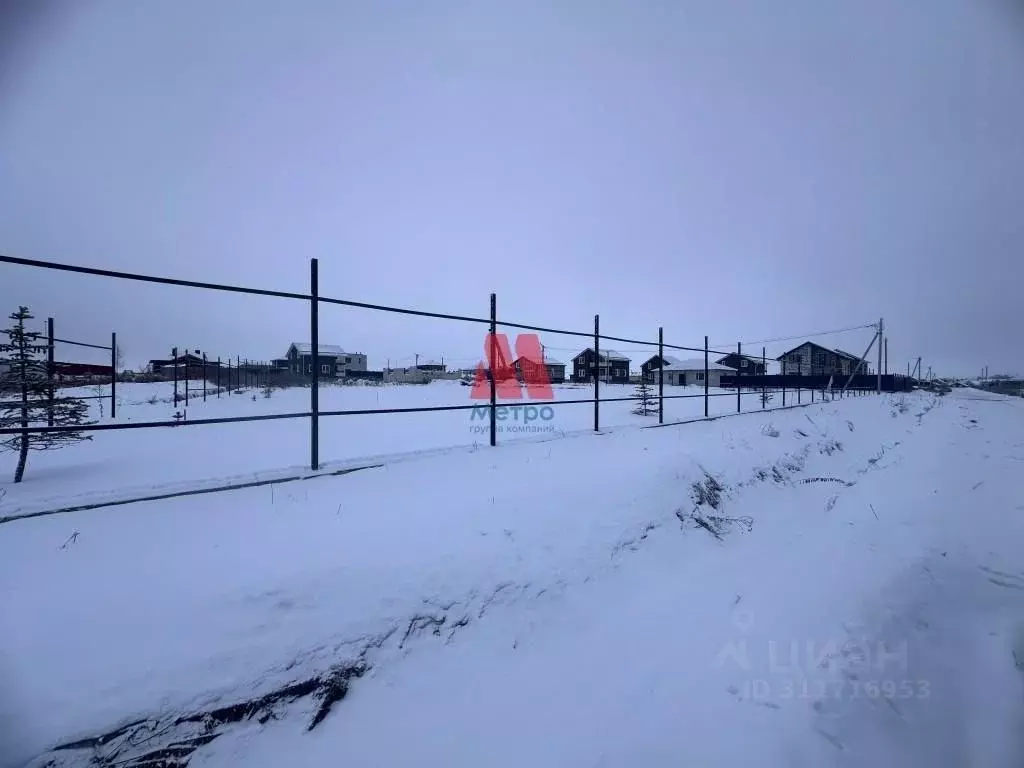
[833,348,862,362]
[661,358,732,372]
[776,341,864,362]
[643,354,686,366]
[289,343,346,356]
[715,353,762,365]
[417,360,445,367]
[573,348,630,362]
[515,355,565,366]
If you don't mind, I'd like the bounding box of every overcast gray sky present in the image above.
[2,0,1022,376]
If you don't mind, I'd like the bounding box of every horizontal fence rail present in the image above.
[0,254,904,474]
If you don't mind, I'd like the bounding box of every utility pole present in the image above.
[876,318,883,394]
[884,337,888,376]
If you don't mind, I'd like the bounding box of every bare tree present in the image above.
[0,306,93,482]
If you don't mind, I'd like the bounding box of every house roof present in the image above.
[642,354,686,367]
[515,355,565,366]
[662,358,732,372]
[775,341,867,363]
[417,360,445,367]
[775,341,836,361]
[149,353,204,364]
[289,343,346,357]
[833,348,863,362]
[573,348,630,362]
[715,353,762,366]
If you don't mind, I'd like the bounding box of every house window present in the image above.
[697,372,705,381]
[321,364,330,374]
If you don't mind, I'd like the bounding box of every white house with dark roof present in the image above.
[640,354,687,382]
[658,358,732,387]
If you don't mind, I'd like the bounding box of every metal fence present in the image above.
[0,316,118,420]
[1,254,887,471]
[159,350,277,407]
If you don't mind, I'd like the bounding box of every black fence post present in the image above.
[217,356,221,397]
[489,292,497,447]
[797,373,801,404]
[236,356,240,389]
[736,342,742,413]
[111,331,117,418]
[203,353,207,402]
[47,317,55,427]
[227,358,232,395]
[173,346,179,406]
[593,314,600,432]
[310,257,320,471]
[184,352,189,405]
[703,335,709,418]
[761,346,766,410]
[658,326,664,424]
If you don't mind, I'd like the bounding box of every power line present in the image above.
[712,323,878,349]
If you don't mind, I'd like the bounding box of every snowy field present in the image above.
[0,379,829,515]
[3,388,1023,767]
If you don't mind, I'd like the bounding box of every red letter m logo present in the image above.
[470,333,553,400]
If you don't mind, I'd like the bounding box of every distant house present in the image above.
[777,342,870,377]
[284,343,367,378]
[641,355,687,383]
[415,360,446,373]
[148,351,207,377]
[716,353,766,375]
[53,362,113,378]
[571,348,630,383]
[514,354,566,384]
[384,359,451,383]
[659,359,732,387]
[337,351,368,376]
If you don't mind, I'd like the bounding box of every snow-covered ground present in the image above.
[3,388,1022,767]
[0,379,817,515]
